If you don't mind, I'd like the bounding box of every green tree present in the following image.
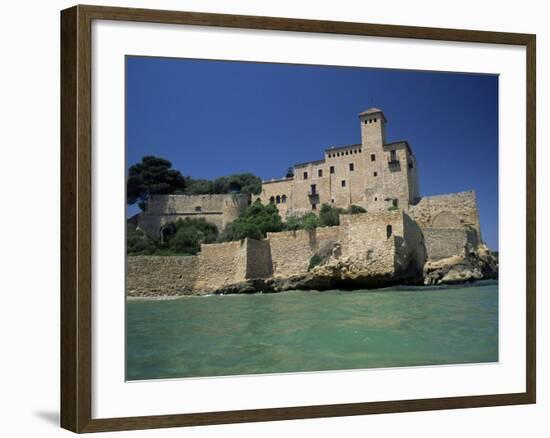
[319,204,345,227]
[347,204,367,214]
[127,156,186,210]
[167,218,219,254]
[182,178,214,195]
[126,224,158,255]
[302,213,321,230]
[213,173,262,195]
[220,201,283,241]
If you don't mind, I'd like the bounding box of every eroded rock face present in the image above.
[422,244,498,286]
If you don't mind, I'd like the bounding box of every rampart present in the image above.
[128,211,433,296]
[423,227,479,260]
[267,226,341,277]
[126,255,199,296]
[409,191,481,239]
[137,193,249,239]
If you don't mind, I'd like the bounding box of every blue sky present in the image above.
[126,56,499,249]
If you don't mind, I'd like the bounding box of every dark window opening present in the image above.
[349,163,354,171]
[195,206,202,212]
[408,161,413,169]
[270,196,275,204]
[341,180,346,187]
[374,118,377,122]
[373,172,377,177]
[374,197,378,201]
[392,199,398,207]
[303,171,308,180]
[330,166,335,174]
[390,150,397,161]
[282,195,287,203]
[318,169,323,177]
[371,154,376,162]
[386,224,393,239]
[276,195,281,204]
[310,184,317,195]
[312,203,317,210]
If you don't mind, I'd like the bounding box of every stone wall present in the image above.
[338,211,403,277]
[194,240,249,292]
[137,193,249,238]
[422,228,479,260]
[409,191,481,240]
[267,229,317,277]
[127,255,199,296]
[266,226,341,278]
[399,212,427,273]
[246,238,273,279]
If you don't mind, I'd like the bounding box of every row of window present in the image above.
[365,117,378,124]
[269,195,287,204]
[302,161,383,180]
[303,162,357,180]
[327,148,362,158]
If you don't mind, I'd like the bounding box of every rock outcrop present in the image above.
[422,244,498,286]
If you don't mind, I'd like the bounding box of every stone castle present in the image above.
[129,108,495,296]
[259,108,419,217]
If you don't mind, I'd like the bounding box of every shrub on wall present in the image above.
[127,217,219,256]
[127,224,159,255]
[347,204,367,214]
[219,200,284,242]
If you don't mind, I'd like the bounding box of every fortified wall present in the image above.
[409,190,481,260]
[128,211,430,296]
[137,193,249,239]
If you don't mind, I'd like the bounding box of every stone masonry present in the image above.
[137,193,249,240]
[128,211,429,296]
[258,108,420,217]
[127,107,489,295]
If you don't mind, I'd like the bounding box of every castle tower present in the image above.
[359,107,387,151]
[358,108,419,212]
[359,108,389,212]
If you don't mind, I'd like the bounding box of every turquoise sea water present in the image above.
[126,280,498,380]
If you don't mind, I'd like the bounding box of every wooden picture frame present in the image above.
[60,4,536,433]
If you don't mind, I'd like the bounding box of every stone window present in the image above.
[349,163,354,171]
[374,197,378,201]
[408,161,413,169]
[374,118,377,122]
[303,171,308,180]
[390,150,397,161]
[312,203,317,210]
[341,180,346,187]
[359,149,362,153]
[318,169,323,177]
[330,166,335,174]
[282,195,287,203]
[270,196,275,204]
[392,199,398,207]
[386,224,393,239]
[331,199,335,203]
[276,195,281,204]
[371,154,376,162]
[195,206,202,212]
[373,172,377,177]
